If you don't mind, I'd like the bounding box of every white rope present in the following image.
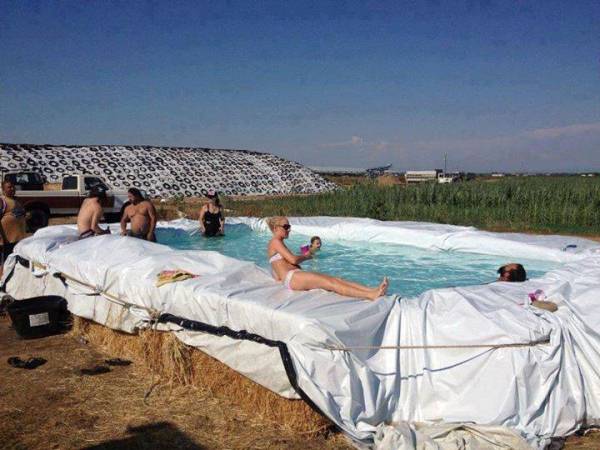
[32,261,161,320]
[324,338,550,352]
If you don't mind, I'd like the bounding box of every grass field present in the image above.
[224,176,600,235]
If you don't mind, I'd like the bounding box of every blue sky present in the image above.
[1,1,599,172]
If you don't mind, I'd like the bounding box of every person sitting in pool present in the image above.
[77,187,111,239]
[497,263,527,282]
[267,216,388,300]
[198,190,224,237]
[120,188,157,241]
[301,236,321,255]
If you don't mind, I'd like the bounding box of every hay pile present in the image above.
[71,317,332,435]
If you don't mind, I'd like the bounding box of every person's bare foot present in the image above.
[368,277,389,300]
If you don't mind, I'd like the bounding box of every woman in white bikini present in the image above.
[267,216,388,300]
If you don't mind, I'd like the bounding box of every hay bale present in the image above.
[71,317,332,434]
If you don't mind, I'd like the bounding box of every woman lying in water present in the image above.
[267,216,388,300]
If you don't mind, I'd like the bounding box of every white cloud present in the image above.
[320,135,364,148]
[525,122,600,140]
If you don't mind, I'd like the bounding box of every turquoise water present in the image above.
[156,224,559,298]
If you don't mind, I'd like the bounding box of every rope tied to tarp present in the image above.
[58,270,162,320]
[29,261,162,320]
[323,337,550,352]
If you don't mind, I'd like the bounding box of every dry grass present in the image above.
[71,317,332,435]
[0,316,351,450]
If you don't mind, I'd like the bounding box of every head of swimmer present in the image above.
[310,236,322,251]
[497,263,526,282]
[127,188,144,204]
[267,216,291,239]
[206,190,221,206]
[1,179,15,198]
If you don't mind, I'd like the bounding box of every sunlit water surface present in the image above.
[156,225,559,298]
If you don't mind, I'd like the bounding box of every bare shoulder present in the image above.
[144,200,156,212]
[270,238,287,252]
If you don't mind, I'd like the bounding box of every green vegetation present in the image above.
[228,177,600,235]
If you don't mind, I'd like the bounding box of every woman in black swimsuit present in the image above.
[199,190,224,236]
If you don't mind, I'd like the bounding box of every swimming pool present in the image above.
[156,224,559,297]
[6,218,600,446]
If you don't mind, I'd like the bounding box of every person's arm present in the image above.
[198,206,206,233]
[146,202,157,241]
[0,199,8,244]
[272,239,311,265]
[91,205,104,235]
[218,208,225,234]
[120,207,129,235]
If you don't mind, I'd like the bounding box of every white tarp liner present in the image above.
[3,217,600,450]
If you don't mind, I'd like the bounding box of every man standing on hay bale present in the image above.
[120,188,157,242]
[0,179,26,278]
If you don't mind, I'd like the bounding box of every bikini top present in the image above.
[0,197,25,219]
[269,252,283,264]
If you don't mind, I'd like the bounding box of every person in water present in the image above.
[120,188,157,241]
[77,187,111,239]
[301,236,321,255]
[267,216,388,300]
[0,180,26,277]
[497,263,527,282]
[198,190,224,237]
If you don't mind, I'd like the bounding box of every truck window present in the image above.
[84,177,108,191]
[62,176,78,190]
[5,173,44,185]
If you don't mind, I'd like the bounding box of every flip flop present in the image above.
[79,365,111,376]
[105,358,132,366]
[7,356,47,370]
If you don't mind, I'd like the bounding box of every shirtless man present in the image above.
[0,180,27,277]
[76,187,110,239]
[120,188,156,241]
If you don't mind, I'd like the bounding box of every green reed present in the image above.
[227,177,600,235]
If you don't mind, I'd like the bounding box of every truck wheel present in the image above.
[27,208,49,233]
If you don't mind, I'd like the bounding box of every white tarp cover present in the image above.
[3,217,600,450]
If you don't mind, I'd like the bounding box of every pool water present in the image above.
[156,225,559,298]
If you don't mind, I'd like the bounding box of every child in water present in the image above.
[301,236,322,256]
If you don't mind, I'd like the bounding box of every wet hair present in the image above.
[207,190,221,207]
[88,186,106,199]
[128,187,144,200]
[266,216,287,232]
[310,236,321,244]
[497,264,527,282]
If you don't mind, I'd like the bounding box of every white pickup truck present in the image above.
[2,172,130,231]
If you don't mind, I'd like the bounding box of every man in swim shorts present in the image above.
[120,188,157,241]
[77,187,111,239]
[497,263,527,282]
[0,180,26,277]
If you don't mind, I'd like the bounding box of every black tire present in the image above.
[27,208,49,233]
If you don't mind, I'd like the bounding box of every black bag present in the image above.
[7,296,71,339]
